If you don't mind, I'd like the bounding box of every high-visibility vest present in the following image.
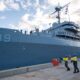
[63,57,68,61]
[71,57,77,61]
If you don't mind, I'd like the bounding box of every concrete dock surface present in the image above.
[0,62,80,80]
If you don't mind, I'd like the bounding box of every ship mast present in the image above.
[50,2,71,24]
[55,6,61,24]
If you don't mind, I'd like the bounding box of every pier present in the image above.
[0,62,80,80]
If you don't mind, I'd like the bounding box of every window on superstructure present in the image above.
[56,35,80,40]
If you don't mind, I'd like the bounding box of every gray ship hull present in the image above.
[0,41,80,70]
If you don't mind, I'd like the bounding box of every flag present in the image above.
[65,5,68,14]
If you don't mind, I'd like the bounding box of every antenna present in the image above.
[50,2,71,24]
[55,2,61,24]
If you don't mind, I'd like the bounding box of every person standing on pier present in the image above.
[71,55,79,73]
[63,57,70,71]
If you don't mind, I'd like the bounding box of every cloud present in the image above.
[66,0,80,23]
[19,7,54,32]
[69,0,80,13]
[47,0,80,23]
[19,0,80,31]
[18,21,34,31]
[9,2,20,10]
[0,16,6,19]
[34,8,54,24]
[0,2,6,11]
[4,0,20,10]
[9,24,18,29]
[1,0,80,32]
[22,14,29,22]
[9,21,35,34]
[10,8,51,32]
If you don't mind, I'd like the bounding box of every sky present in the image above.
[0,0,80,33]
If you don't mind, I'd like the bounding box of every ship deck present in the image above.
[0,62,80,80]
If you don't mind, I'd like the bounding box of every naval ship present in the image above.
[0,3,80,70]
